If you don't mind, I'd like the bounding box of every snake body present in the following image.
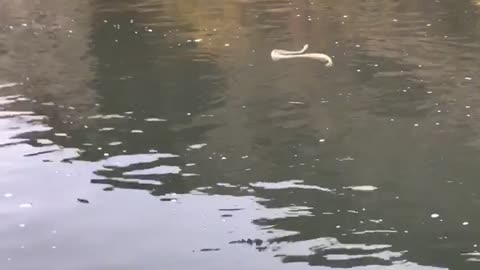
[271,44,333,67]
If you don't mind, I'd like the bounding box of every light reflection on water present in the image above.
[2,0,480,269]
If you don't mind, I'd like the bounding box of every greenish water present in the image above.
[2,0,480,269]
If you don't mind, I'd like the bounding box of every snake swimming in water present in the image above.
[270,44,333,67]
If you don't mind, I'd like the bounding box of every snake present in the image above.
[270,44,333,67]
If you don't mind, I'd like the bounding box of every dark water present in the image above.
[2,0,480,269]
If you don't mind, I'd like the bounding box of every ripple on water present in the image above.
[144,118,167,122]
[19,203,32,208]
[0,95,23,105]
[259,205,314,219]
[99,127,115,131]
[101,153,178,167]
[188,143,207,150]
[351,230,398,235]
[462,252,480,262]
[343,185,378,191]
[273,236,444,268]
[108,141,123,146]
[181,173,199,177]
[98,177,164,186]
[0,82,20,89]
[250,180,333,193]
[37,139,53,145]
[217,183,239,188]
[88,114,125,119]
[123,165,181,176]
[323,250,405,262]
[0,111,35,117]
[274,237,392,256]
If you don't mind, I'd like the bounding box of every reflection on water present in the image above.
[2,0,480,269]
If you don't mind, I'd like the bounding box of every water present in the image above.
[1,0,480,269]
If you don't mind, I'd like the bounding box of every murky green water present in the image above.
[2,0,480,269]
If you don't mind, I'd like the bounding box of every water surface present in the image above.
[2,0,480,269]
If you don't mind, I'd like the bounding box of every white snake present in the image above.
[270,44,333,67]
